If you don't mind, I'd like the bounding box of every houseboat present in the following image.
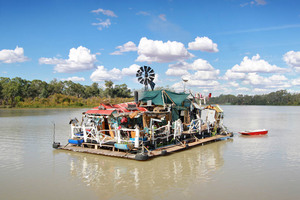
[53,90,233,161]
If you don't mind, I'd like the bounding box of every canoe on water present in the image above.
[239,129,268,135]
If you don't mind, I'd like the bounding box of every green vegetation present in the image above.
[2,77,299,108]
[209,90,300,105]
[0,77,133,108]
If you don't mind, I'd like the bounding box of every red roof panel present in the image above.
[89,102,148,114]
[86,109,116,115]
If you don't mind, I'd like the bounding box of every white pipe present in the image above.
[117,129,121,143]
[134,128,140,148]
[83,124,87,142]
[167,121,170,142]
[71,124,74,138]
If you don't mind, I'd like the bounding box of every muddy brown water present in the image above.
[0,106,300,200]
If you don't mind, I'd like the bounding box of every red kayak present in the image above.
[239,129,268,135]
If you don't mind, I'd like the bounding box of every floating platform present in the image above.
[57,133,233,161]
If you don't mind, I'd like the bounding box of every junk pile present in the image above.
[55,90,233,161]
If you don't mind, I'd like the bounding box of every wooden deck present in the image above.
[58,133,232,161]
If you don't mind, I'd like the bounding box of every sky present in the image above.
[1,0,300,96]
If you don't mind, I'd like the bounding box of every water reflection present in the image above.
[53,139,230,199]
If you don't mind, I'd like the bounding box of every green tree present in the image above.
[49,79,65,95]
[28,79,49,98]
[104,80,114,98]
[1,77,28,106]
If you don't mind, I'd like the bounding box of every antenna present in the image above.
[182,78,188,93]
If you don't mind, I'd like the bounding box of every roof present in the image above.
[86,102,147,115]
[139,90,190,106]
[85,109,116,115]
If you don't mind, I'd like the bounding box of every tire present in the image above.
[52,142,60,149]
[135,153,149,161]
[161,150,167,156]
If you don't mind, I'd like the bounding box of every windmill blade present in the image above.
[143,66,148,73]
[136,70,142,77]
[139,79,144,84]
[140,66,144,72]
[149,77,154,82]
[149,69,154,74]
[149,81,155,90]
[136,73,142,77]
[149,73,155,77]
[138,77,143,82]
[145,66,151,73]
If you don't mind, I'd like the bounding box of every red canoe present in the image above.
[239,129,268,135]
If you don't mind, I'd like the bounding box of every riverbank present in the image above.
[0,94,134,108]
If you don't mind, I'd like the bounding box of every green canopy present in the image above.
[139,90,190,106]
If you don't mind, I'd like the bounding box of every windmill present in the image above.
[136,66,155,91]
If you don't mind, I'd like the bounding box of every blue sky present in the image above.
[1,0,300,95]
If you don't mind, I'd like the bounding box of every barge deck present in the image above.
[58,133,232,161]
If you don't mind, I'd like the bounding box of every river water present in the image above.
[0,106,299,200]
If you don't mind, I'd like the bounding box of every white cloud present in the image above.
[171,82,184,92]
[91,8,117,17]
[254,0,267,5]
[159,14,166,21]
[244,73,267,85]
[168,58,220,89]
[110,41,138,55]
[292,78,300,86]
[136,37,194,63]
[191,59,215,71]
[166,68,189,76]
[223,69,246,80]
[236,87,250,91]
[39,46,97,73]
[268,74,287,81]
[169,59,214,71]
[231,54,286,73]
[61,76,85,82]
[121,64,140,76]
[136,11,150,16]
[92,18,111,30]
[90,66,122,82]
[153,73,160,83]
[243,73,290,89]
[241,0,267,7]
[191,70,220,80]
[188,36,219,52]
[187,80,219,88]
[229,81,239,87]
[0,46,29,63]
[253,88,268,93]
[283,51,300,71]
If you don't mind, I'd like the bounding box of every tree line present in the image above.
[209,90,300,105]
[0,77,132,108]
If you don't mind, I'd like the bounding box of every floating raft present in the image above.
[58,133,232,161]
